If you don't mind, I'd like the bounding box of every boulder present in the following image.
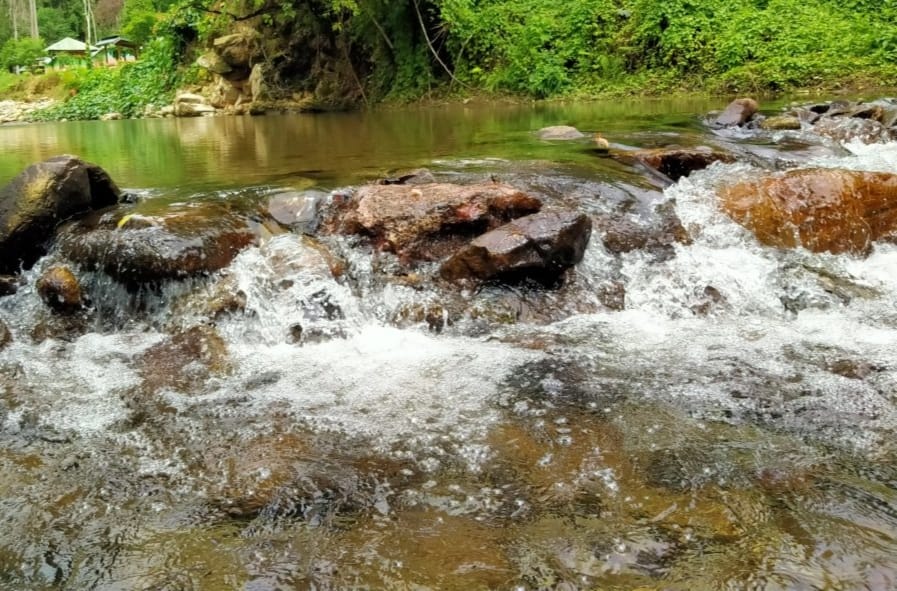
[175,92,206,105]
[99,112,123,121]
[715,98,759,126]
[249,64,267,102]
[537,125,586,140]
[761,115,802,131]
[213,31,258,71]
[623,147,735,181]
[196,51,233,76]
[0,155,122,274]
[208,76,244,108]
[57,202,258,286]
[440,211,592,284]
[265,189,327,233]
[720,169,897,254]
[174,101,217,117]
[335,182,542,261]
[36,265,85,313]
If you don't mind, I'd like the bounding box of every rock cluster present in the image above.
[0,99,55,124]
[713,97,897,144]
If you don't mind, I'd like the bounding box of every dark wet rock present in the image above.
[820,99,854,118]
[537,125,586,140]
[715,98,759,127]
[172,272,248,321]
[689,285,727,316]
[331,182,542,261]
[827,359,882,380]
[378,168,437,186]
[850,104,885,121]
[0,155,122,274]
[0,319,10,350]
[623,147,735,181]
[207,431,419,519]
[265,189,327,233]
[440,211,591,284]
[812,117,894,144]
[36,266,85,314]
[720,169,897,255]
[58,202,258,287]
[596,280,626,311]
[0,275,19,296]
[597,203,690,257]
[761,115,802,131]
[137,325,230,394]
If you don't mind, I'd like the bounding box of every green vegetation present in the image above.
[1,0,896,119]
[32,36,181,119]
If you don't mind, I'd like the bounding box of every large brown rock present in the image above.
[715,98,759,127]
[0,156,121,274]
[441,211,592,284]
[338,182,542,261]
[36,265,84,313]
[57,202,258,286]
[720,169,897,254]
[624,148,735,181]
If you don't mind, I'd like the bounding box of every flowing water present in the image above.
[1,97,897,590]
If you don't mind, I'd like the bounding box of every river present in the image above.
[1,98,896,590]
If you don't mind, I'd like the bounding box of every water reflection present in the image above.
[0,97,729,190]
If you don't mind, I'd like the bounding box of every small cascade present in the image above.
[1,100,897,589]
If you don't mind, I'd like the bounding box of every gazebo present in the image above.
[94,36,140,65]
[45,37,98,58]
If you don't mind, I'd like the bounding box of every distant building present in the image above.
[94,37,140,66]
[45,37,99,68]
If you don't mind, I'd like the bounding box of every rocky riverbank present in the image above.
[0,98,55,124]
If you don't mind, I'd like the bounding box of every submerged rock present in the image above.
[623,147,735,181]
[334,182,542,261]
[36,266,85,314]
[597,203,691,257]
[0,155,122,274]
[715,98,759,127]
[137,325,230,394]
[441,211,592,284]
[720,169,897,254]
[537,125,586,140]
[0,319,10,350]
[760,115,802,131]
[58,202,258,286]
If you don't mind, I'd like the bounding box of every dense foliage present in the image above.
[32,35,181,118]
[3,0,896,118]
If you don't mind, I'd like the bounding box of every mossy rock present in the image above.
[0,155,121,274]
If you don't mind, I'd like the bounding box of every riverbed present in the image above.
[1,97,896,590]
